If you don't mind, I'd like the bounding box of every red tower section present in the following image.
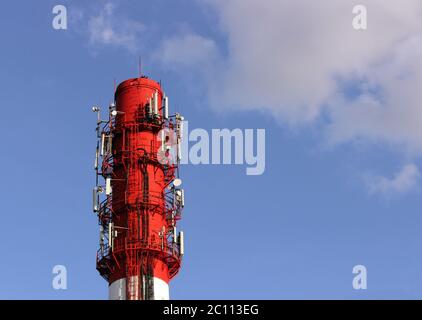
[93,77,184,300]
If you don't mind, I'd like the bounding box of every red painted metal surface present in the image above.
[95,77,182,300]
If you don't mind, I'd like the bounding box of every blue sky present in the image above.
[1,0,422,299]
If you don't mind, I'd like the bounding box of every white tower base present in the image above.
[109,276,169,300]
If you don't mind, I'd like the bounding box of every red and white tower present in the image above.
[93,76,184,300]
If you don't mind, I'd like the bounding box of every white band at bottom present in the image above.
[109,276,169,300]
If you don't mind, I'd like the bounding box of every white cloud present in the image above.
[365,164,420,196]
[159,0,422,154]
[87,2,144,53]
[325,34,422,154]
[158,33,220,70]
[155,0,422,192]
[210,0,422,134]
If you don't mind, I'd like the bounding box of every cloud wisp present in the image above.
[87,2,144,53]
[364,164,420,196]
[157,33,220,71]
